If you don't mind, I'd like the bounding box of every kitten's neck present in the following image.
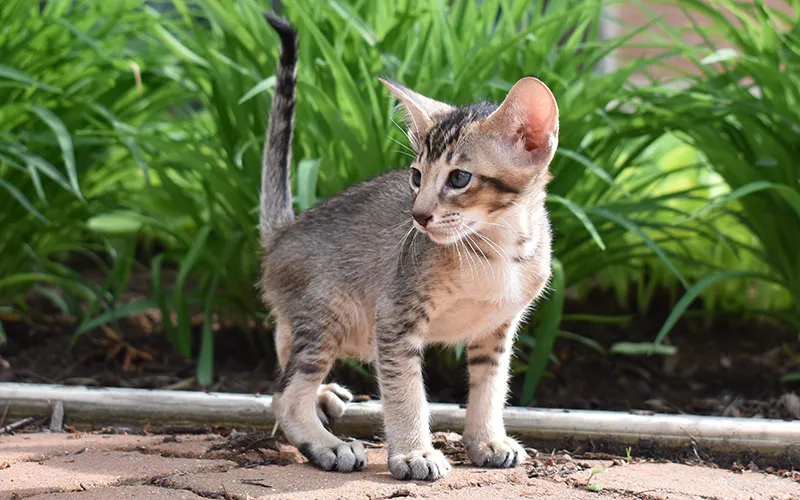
[481,192,546,253]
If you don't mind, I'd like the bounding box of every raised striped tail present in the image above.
[260,11,298,247]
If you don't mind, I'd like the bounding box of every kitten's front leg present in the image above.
[376,312,451,481]
[463,317,527,468]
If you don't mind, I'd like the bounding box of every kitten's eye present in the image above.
[447,169,472,189]
[410,168,422,188]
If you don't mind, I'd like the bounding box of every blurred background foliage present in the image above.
[1,0,798,399]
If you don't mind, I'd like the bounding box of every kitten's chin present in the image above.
[426,230,458,245]
[424,227,469,246]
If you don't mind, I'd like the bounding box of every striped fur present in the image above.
[257,18,560,481]
[260,12,298,247]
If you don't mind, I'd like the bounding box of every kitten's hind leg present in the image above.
[273,319,366,473]
[316,383,353,426]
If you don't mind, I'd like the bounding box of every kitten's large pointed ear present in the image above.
[379,77,454,151]
[482,77,559,167]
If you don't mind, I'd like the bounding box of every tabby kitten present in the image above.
[260,13,558,481]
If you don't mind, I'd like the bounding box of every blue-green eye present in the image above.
[448,169,472,189]
[410,168,422,188]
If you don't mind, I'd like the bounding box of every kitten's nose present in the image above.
[412,211,433,227]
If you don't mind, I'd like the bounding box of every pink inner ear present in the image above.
[516,124,548,152]
[506,78,558,153]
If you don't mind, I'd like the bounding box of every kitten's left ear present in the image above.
[379,77,454,151]
[482,77,559,167]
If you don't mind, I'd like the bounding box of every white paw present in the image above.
[298,439,367,472]
[316,383,353,425]
[465,436,527,468]
[388,448,451,481]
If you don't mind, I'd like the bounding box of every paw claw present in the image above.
[466,436,527,469]
[389,448,451,481]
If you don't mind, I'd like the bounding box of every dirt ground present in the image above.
[1,430,798,500]
[2,291,799,420]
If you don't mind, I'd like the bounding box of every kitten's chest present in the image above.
[425,258,548,342]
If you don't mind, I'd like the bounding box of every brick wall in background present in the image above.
[604,1,794,82]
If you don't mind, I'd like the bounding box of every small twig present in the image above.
[0,417,35,434]
[163,377,195,391]
[240,479,272,489]
[0,404,9,428]
[49,400,64,432]
[129,61,143,93]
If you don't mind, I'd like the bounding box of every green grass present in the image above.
[623,0,800,345]
[1,0,795,395]
[0,0,190,342]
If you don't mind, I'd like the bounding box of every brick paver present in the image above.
[1,432,797,500]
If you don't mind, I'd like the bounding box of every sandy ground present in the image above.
[0,431,797,500]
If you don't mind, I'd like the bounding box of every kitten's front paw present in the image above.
[298,439,367,472]
[465,436,527,468]
[388,448,451,481]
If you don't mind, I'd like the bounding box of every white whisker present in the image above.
[472,229,512,266]
[394,224,416,274]
[457,227,478,281]
[461,224,494,280]
[410,230,421,275]
[382,218,413,236]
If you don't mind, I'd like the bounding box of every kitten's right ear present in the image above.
[379,77,454,151]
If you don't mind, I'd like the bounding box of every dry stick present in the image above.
[0,416,35,434]
[49,400,64,432]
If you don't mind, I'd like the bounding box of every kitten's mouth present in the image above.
[420,221,475,245]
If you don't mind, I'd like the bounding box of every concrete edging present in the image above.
[1,382,797,455]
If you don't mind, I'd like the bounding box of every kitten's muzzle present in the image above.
[412,210,434,228]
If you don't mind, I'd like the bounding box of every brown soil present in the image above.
[1,290,799,421]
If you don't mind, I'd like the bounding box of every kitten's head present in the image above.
[380,77,559,245]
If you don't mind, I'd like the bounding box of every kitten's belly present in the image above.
[426,298,528,343]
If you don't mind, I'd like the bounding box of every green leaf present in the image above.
[611,342,677,356]
[677,180,800,224]
[0,64,61,93]
[453,341,465,361]
[590,208,688,289]
[700,48,739,65]
[173,226,212,358]
[587,483,604,492]
[557,148,625,195]
[87,212,144,235]
[548,195,606,250]
[75,298,158,336]
[197,233,242,387]
[238,76,275,105]
[521,258,565,405]
[297,158,321,211]
[32,106,82,200]
[653,270,777,345]
[0,179,48,223]
[781,372,800,383]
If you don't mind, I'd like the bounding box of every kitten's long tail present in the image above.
[260,12,298,247]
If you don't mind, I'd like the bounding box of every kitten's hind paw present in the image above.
[465,436,527,468]
[388,448,451,481]
[316,383,353,426]
[298,439,367,472]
